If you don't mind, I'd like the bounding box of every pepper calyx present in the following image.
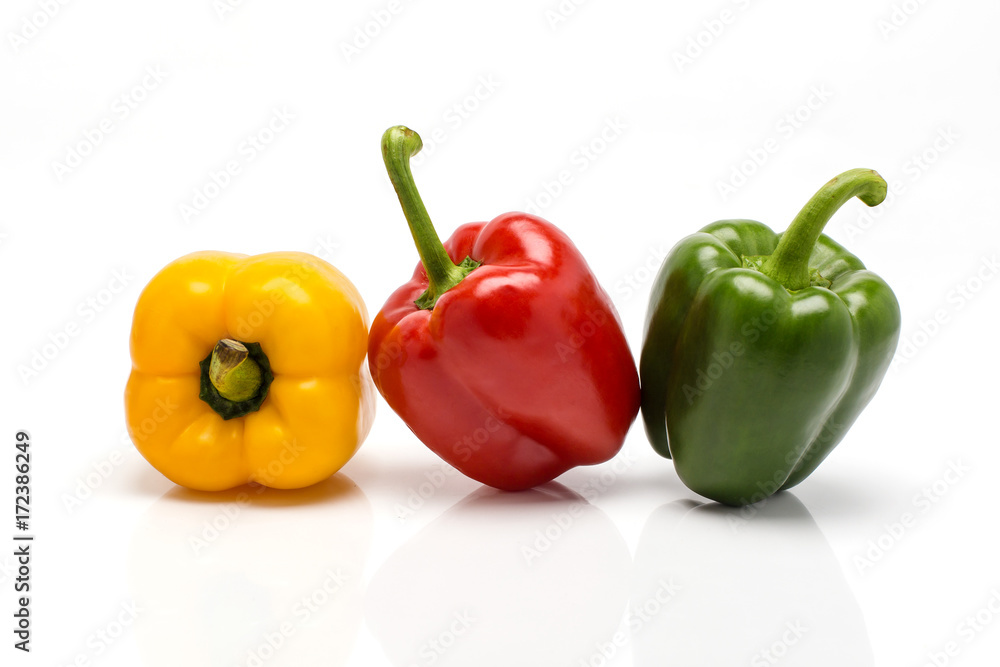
[199,340,274,420]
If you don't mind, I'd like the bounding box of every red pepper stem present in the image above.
[761,169,887,291]
[381,126,479,310]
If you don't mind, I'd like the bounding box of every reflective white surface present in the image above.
[632,496,871,665]
[130,478,371,667]
[25,421,996,667]
[366,484,630,666]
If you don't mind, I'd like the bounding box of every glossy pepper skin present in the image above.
[125,251,375,491]
[640,169,900,506]
[369,126,639,491]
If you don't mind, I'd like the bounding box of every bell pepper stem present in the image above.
[761,169,887,290]
[209,339,262,402]
[199,340,273,420]
[381,125,479,310]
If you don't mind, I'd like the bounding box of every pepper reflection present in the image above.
[128,475,371,667]
[631,494,873,666]
[366,483,630,666]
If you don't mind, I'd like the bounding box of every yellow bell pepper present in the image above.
[125,250,374,491]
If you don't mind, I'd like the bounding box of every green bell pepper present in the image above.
[640,169,900,506]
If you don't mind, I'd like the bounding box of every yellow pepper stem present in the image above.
[209,339,263,402]
[199,338,272,420]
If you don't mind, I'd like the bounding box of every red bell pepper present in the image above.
[369,126,639,491]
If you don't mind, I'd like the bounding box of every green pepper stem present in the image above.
[209,339,262,402]
[381,125,479,310]
[761,169,887,290]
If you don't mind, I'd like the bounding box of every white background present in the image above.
[1,0,998,665]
